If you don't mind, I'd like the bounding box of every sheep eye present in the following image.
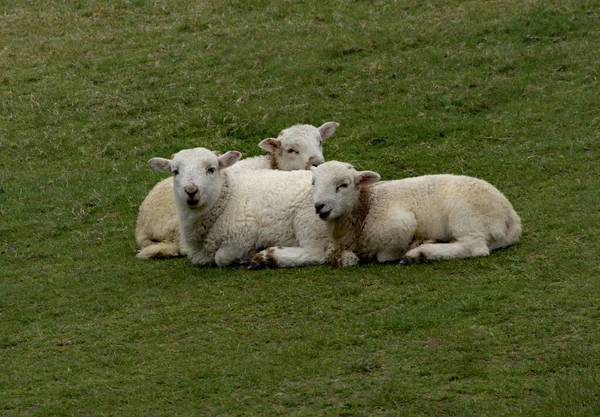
[287,148,298,154]
[336,183,348,192]
[172,169,179,176]
[207,167,216,174]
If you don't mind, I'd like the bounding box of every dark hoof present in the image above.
[399,257,413,266]
[247,260,265,270]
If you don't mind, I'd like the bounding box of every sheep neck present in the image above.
[181,174,231,246]
[329,187,370,256]
[269,154,279,170]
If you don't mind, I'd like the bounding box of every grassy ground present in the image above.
[1,0,599,415]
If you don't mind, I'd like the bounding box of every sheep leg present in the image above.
[188,250,216,267]
[375,208,417,263]
[215,244,251,267]
[136,242,181,259]
[403,235,490,263]
[376,251,402,263]
[250,245,328,268]
[327,246,360,267]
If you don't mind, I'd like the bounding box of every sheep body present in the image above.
[135,155,273,259]
[313,162,522,265]
[251,161,521,267]
[135,177,181,258]
[135,122,338,259]
[148,148,330,267]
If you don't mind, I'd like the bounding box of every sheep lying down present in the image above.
[135,122,338,260]
[147,147,332,267]
[250,161,521,267]
[146,148,520,268]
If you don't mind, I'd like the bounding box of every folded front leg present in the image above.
[215,243,252,266]
[326,246,360,266]
[404,235,490,263]
[250,245,328,268]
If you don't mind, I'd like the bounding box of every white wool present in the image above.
[251,161,521,267]
[148,147,330,267]
[310,161,522,265]
[135,122,338,259]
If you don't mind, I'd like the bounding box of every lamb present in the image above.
[135,122,339,259]
[146,147,331,267]
[250,161,521,267]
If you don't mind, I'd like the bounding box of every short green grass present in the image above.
[1,0,599,415]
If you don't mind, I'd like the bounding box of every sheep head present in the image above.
[148,147,241,210]
[311,161,380,220]
[258,121,339,171]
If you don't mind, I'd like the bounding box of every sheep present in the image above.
[242,121,339,171]
[250,161,521,267]
[146,147,331,267]
[135,122,339,259]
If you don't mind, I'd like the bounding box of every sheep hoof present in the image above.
[247,259,265,270]
[399,257,413,266]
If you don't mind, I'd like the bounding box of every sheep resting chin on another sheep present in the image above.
[250,161,521,267]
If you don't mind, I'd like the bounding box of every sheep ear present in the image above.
[218,151,242,169]
[355,170,380,188]
[258,138,280,153]
[213,151,223,156]
[148,157,172,173]
[318,122,339,141]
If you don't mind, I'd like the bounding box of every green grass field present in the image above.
[1,0,599,415]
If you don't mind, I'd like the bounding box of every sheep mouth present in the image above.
[186,199,200,207]
[318,210,331,219]
[307,159,324,169]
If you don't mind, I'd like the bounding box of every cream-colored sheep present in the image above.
[250,161,521,267]
[135,122,338,259]
[148,147,330,267]
[312,161,522,265]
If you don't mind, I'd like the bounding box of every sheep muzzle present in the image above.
[308,156,324,168]
[314,202,331,219]
[184,185,200,206]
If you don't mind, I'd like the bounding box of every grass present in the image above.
[1,0,599,415]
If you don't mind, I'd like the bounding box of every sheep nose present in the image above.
[314,202,325,213]
[309,156,323,167]
[184,185,198,197]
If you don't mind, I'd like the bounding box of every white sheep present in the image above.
[250,161,521,267]
[135,122,338,259]
[146,147,331,267]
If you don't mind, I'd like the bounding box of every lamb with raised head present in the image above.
[147,147,331,267]
[135,122,339,259]
[250,161,521,267]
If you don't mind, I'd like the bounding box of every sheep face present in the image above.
[311,161,380,220]
[148,147,241,210]
[258,122,339,171]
